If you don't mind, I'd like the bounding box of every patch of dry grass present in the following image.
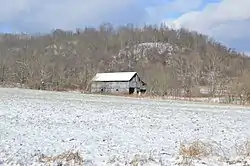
[179,140,214,158]
[38,149,83,166]
[177,140,223,166]
[176,139,250,166]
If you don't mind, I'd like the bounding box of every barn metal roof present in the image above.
[92,72,137,82]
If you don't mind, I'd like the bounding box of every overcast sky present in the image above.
[0,0,249,53]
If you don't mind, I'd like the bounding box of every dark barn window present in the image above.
[129,88,135,94]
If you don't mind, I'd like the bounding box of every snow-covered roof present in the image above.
[92,72,137,82]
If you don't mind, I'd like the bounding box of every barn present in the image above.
[90,71,146,94]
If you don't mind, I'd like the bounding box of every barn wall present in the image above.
[91,81,129,93]
[129,75,138,88]
[129,74,144,88]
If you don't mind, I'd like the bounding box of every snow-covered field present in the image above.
[1,88,250,165]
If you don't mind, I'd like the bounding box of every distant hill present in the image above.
[0,23,250,99]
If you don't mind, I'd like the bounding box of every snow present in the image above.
[92,72,136,82]
[117,42,178,57]
[136,42,176,55]
[0,88,250,165]
[115,42,180,65]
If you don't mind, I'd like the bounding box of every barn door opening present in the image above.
[129,88,135,94]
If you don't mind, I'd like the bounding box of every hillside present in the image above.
[0,23,250,99]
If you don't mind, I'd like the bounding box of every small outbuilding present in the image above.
[91,71,146,94]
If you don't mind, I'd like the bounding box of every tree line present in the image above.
[0,23,250,102]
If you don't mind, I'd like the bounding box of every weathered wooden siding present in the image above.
[129,74,142,88]
[129,74,145,89]
[91,81,129,93]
